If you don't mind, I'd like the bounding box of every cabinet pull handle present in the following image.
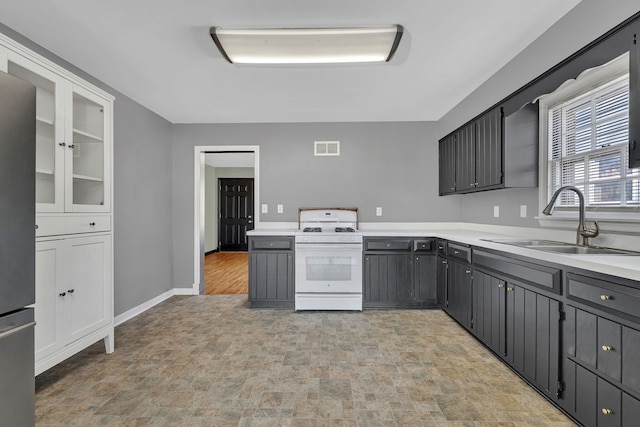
[89,222,96,226]
[465,269,471,274]
[58,142,66,147]
[601,408,612,415]
[507,287,514,291]
[600,295,611,301]
[454,250,459,254]
[68,144,75,149]
[601,345,613,352]
[59,292,66,297]
[442,260,447,264]
[67,289,75,294]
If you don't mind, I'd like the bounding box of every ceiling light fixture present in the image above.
[209,26,403,65]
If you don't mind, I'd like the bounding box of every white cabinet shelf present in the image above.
[73,128,103,143]
[72,173,103,182]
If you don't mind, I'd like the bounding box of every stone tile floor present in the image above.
[35,295,577,426]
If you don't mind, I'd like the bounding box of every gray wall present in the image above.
[172,122,462,288]
[437,0,640,226]
[204,166,255,252]
[0,24,175,316]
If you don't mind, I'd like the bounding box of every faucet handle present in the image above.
[581,220,600,239]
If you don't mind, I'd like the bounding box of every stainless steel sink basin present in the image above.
[482,238,640,255]
[533,245,640,255]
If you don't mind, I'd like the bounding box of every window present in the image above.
[538,52,640,226]
[547,76,639,208]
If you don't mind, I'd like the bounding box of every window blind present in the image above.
[548,76,639,207]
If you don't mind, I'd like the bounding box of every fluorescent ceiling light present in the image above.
[210,26,403,65]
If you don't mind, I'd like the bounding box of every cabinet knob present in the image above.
[59,292,66,297]
[67,289,75,294]
[68,144,75,149]
[58,142,66,147]
[89,222,96,226]
[600,295,611,301]
[465,269,471,274]
[601,345,613,352]
[498,283,504,288]
[507,287,514,291]
[442,260,447,264]
[450,187,455,190]
[601,408,612,415]
[454,250,459,254]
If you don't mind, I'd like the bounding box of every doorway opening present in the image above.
[194,146,259,295]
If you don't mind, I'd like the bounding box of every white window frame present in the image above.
[537,52,640,233]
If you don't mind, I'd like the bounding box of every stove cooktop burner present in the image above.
[303,227,322,232]
[335,227,355,232]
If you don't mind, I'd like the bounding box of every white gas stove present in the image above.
[294,208,363,311]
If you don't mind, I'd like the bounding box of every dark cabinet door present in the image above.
[363,254,410,308]
[473,271,505,356]
[475,107,503,189]
[409,254,437,307]
[447,259,473,330]
[630,31,640,169]
[436,256,448,308]
[622,326,640,395]
[455,123,476,193]
[598,378,622,427]
[248,250,294,308]
[506,285,560,399]
[439,136,457,195]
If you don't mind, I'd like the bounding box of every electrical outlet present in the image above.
[376,207,382,216]
[493,206,500,218]
[261,204,268,214]
[520,205,527,218]
[277,204,283,214]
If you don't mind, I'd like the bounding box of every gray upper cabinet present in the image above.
[438,106,537,196]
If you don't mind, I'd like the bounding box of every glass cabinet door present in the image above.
[66,84,110,212]
[6,52,65,212]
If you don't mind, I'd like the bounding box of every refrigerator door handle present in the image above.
[0,321,36,340]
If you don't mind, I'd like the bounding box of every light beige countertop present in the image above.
[248,222,640,282]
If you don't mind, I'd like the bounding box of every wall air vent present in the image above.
[314,141,340,156]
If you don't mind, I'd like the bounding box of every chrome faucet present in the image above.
[542,185,599,246]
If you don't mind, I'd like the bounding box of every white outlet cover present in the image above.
[376,207,382,216]
[493,206,500,218]
[261,204,268,214]
[520,205,527,218]
[277,204,283,213]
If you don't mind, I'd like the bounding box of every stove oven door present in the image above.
[295,243,362,294]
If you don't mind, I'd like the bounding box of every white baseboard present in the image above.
[174,287,196,295]
[114,289,175,327]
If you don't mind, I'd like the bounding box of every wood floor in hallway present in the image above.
[204,251,248,294]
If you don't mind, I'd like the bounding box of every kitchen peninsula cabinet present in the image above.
[363,237,438,309]
[248,236,294,308]
[1,34,115,375]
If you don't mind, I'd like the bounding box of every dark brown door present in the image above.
[218,178,254,251]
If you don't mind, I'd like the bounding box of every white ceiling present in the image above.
[0,0,581,124]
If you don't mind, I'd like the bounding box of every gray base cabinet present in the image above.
[363,238,438,309]
[248,237,294,308]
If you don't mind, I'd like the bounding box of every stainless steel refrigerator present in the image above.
[0,71,36,426]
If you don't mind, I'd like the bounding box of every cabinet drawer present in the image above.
[447,242,471,263]
[413,239,434,252]
[567,273,640,320]
[474,249,561,293]
[436,240,447,257]
[364,239,411,252]
[36,215,111,237]
[250,237,293,251]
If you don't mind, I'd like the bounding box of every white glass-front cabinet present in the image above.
[4,50,111,213]
[0,33,114,376]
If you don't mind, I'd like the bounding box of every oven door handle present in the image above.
[295,244,363,250]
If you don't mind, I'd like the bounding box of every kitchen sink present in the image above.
[532,245,640,255]
[482,238,640,255]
